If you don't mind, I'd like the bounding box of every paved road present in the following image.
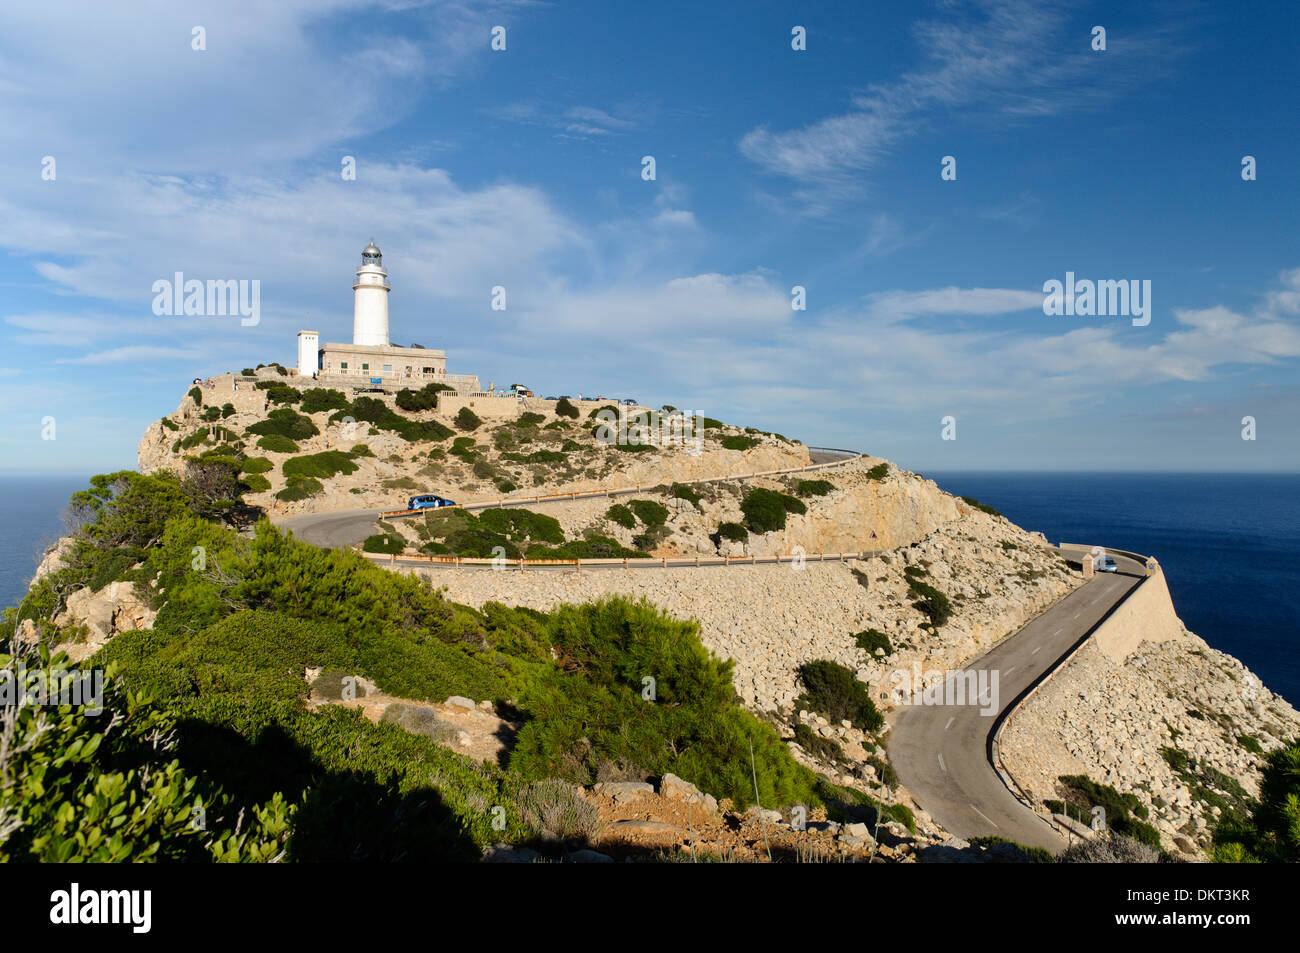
[275,447,863,550]
[887,549,1146,852]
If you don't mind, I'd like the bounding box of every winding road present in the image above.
[273,446,1148,852]
[888,549,1147,852]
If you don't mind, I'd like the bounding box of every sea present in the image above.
[1,471,1296,706]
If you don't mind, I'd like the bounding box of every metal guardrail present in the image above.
[364,549,882,570]
[377,447,866,522]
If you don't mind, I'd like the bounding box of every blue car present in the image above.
[408,494,456,510]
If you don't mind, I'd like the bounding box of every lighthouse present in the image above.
[352,239,390,347]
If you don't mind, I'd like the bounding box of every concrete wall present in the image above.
[439,393,522,420]
[1090,567,1184,663]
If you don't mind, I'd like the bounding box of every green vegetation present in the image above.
[1161,746,1255,834]
[961,496,1003,518]
[298,388,351,414]
[259,384,299,405]
[241,473,271,493]
[716,522,748,543]
[671,483,702,506]
[517,412,545,426]
[1211,742,1299,862]
[246,407,319,442]
[740,487,806,534]
[455,406,482,431]
[275,477,322,502]
[968,836,1054,863]
[720,434,759,451]
[281,451,360,482]
[907,576,952,628]
[554,398,579,419]
[605,503,635,529]
[1050,775,1162,848]
[793,723,844,761]
[853,629,893,656]
[337,397,454,443]
[628,499,669,528]
[865,463,889,481]
[478,508,564,546]
[188,386,202,404]
[794,660,884,733]
[363,533,405,555]
[796,479,834,497]
[395,382,453,412]
[255,434,299,454]
[161,417,179,431]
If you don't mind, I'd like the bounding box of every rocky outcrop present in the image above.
[52,580,157,663]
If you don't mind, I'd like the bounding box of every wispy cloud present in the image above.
[739,0,1190,209]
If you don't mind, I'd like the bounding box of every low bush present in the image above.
[961,496,1003,518]
[671,483,702,506]
[720,434,759,451]
[395,382,453,412]
[241,473,271,493]
[716,522,748,542]
[188,386,203,404]
[363,534,404,555]
[605,504,635,529]
[275,476,322,501]
[740,488,805,534]
[796,479,834,497]
[1054,775,1163,848]
[515,778,602,844]
[517,412,545,426]
[282,451,359,482]
[479,508,564,545]
[256,434,299,454]
[298,388,351,414]
[554,398,579,419]
[907,577,952,628]
[866,463,889,481]
[793,723,844,762]
[853,629,893,656]
[340,397,453,443]
[455,406,482,431]
[794,660,883,733]
[628,499,669,528]
[246,408,319,441]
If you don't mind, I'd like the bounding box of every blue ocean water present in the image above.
[926,472,1300,707]
[1,472,1296,706]
[0,475,92,615]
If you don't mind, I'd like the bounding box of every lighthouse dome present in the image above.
[361,240,382,264]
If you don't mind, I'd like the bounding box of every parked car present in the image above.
[619,398,637,405]
[1098,556,1118,573]
[408,494,456,510]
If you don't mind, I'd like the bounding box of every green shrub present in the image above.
[628,499,669,528]
[363,534,404,554]
[240,368,255,376]
[968,836,1054,863]
[161,417,180,431]
[716,522,748,542]
[720,434,759,451]
[455,406,482,431]
[517,412,545,426]
[241,473,271,493]
[395,382,453,412]
[907,577,952,628]
[509,597,822,810]
[478,508,564,545]
[188,386,203,405]
[605,504,635,529]
[866,463,889,481]
[240,456,273,474]
[1211,743,1299,862]
[515,778,602,844]
[793,723,844,762]
[671,483,702,506]
[853,629,893,656]
[220,403,236,419]
[794,660,883,733]
[796,479,834,497]
[246,408,319,441]
[201,406,222,422]
[299,388,351,414]
[554,398,579,419]
[282,451,360,482]
[1054,775,1163,848]
[275,477,322,501]
[256,434,299,454]
[961,496,1003,518]
[525,536,648,559]
[262,384,299,405]
[739,488,804,534]
[341,397,454,443]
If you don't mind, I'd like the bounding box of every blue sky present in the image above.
[1,0,1297,473]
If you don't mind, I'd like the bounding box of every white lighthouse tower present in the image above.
[352,239,390,347]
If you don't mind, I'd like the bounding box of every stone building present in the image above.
[297,241,480,393]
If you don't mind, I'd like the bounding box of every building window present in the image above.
[361,363,369,371]
[422,367,434,374]
[340,362,348,370]
[383,364,392,373]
